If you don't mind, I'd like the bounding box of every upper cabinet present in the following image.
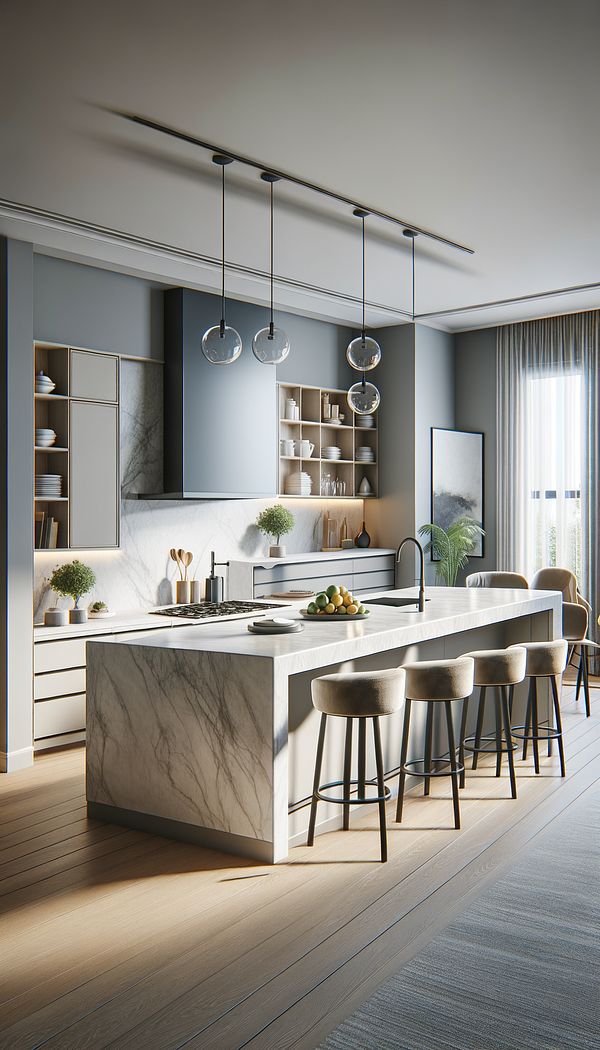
[34,344,120,551]
[163,289,277,498]
[70,350,118,402]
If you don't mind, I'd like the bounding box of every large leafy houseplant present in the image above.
[256,504,295,557]
[418,517,485,586]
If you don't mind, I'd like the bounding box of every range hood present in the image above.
[145,288,277,500]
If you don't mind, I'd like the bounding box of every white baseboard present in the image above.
[0,746,34,773]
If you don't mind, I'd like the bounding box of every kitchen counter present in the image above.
[34,610,178,641]
[86,586,561,863]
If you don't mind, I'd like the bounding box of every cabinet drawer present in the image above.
[254,559,350,586]
[70,350,118,402]
[35,637,88,673]
[353,570,396,593]
[35,695,86,740]
[34,667,86,701]
[352,555,395,574]
[254,571,354,598]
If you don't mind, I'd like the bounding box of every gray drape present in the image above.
[497,311,600,666]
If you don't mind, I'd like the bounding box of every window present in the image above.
[526,371,582,582]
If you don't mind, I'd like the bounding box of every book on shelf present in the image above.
[36,514,59,549]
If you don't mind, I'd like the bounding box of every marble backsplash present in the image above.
[33,360,365,619]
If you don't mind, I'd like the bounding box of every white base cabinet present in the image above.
[228,549,396,601]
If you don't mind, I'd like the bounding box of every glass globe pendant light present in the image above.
[348,376,381,415]
[346,209,381,372]
[202,155,243,365]
[253,173,290,365]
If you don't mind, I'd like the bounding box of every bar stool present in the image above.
[307,668,405,862]
[458,647,527,799]
[508,639,568,777]
[396,657,474,830]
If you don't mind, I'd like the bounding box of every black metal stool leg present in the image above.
[342,717,353,830]
[494,687,503,777]
[508,684,515,721]
[423,703,433,796]
[547,683,554,757]
[501,686,517,799]
[575,648,583,702]
[372,717,387,862]
[550,675,566,777]
[522,678,533,761]
[307,714,327,846]
[531,677,540,774]
[459,696,469,788]
[583,648,591,718]
[444,701,461,830]
[396,699,412,823]
[357,719,366,801]
[472,686,486,770]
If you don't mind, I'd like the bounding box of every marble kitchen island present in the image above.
[86,587,561,863]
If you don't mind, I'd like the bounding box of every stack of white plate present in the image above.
[356,446,375,463]
[285,471,312,495]
[35,474,63,498]
[360,414,375,428]
[35,428,57,448]
[322,446,342,460]
[35,372,56,395]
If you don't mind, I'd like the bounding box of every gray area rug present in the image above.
[320,783,600,1050]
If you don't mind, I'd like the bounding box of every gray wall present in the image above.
[1,238,34,771]
[454,327,497,573]
[33,255,165,361]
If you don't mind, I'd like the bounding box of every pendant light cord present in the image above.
[412,234,415,320]
[221,164,226,330]
[270,181,274,334]
[362,215,366,338]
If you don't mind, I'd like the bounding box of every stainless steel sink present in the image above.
[368,596,430,609]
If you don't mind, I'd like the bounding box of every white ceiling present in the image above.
[1,0,599,331]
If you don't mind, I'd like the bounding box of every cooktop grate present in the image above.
[153,600,288,620]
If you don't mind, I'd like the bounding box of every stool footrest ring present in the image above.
[511,724,561,742]
[462,733,518,755]
[401,757,465,779]
[315,778,391,807]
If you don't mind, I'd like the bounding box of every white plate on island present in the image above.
[248,619,304,635]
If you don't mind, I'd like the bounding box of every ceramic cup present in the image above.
[176,581,191,604]
[299,440,315,458]
[280,439,295,456]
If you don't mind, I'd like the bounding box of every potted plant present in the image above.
[256,504,295,558]
[418,517,485,587]
[49,560,96,624]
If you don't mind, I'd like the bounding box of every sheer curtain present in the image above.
[497,311,600,660]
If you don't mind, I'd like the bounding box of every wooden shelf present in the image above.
[278,383,378,499]
[34,496,69,502]
[35,446,68,453]
[34,393,68,401]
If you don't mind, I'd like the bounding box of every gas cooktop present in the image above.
[152,600,289,621]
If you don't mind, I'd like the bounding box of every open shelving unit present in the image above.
[278,383,378,499]
[33,341,121,552]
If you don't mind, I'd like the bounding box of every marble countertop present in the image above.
[87,587,561,676]
[33,610,179,641]
[228,548,396,565]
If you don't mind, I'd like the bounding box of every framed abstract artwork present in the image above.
[431,428,484,558]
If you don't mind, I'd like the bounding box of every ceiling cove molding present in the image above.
[417,281,600,322]
[0,197,416,330]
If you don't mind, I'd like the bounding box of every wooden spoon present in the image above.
[182,551,193,581]
[170,548,183,580]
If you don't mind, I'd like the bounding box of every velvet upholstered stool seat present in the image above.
[458,646,527,799]
[508,639,568,777]
[396,657,474,830]
[307,668,405,862]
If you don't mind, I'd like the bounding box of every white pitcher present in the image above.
[299,440,315,458]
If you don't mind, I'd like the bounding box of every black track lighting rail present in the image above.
[109,108,474,257]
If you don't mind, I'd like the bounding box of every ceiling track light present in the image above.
[252,173,290,365]
[202,155,243,365]
[347,209,381,416]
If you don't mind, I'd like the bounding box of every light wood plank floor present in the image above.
[0,680,598,1050]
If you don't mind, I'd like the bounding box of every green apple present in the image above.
[315,593,328,609]
[326,584,340,599]
[307,601,318,615]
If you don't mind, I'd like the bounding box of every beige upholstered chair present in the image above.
[508,640,568,777]
[530,567,595,716]
[466,571,529,589]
